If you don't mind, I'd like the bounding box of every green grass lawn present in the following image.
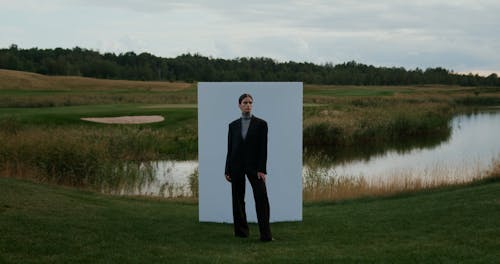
[307,88,395,97]
[1,177,499,263]
[0,104,197,128]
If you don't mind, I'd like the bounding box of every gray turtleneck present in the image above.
[241,113,252,139]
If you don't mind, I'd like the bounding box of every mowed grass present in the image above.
[1,177,499,263]
[306,86,396,97]
[0,103,196,128]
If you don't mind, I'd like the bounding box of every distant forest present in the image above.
[1,44,499,86]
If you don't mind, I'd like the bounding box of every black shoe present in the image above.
[260,237,274,242]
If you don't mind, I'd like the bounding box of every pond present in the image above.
[320,109,500,185]
[122,109,500,197]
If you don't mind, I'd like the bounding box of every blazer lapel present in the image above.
[235,118,243,144]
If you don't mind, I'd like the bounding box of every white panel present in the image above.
[198,82,302,223]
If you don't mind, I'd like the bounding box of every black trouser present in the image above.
[231,169,272,240]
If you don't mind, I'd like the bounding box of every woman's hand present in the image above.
[257,172,266,182]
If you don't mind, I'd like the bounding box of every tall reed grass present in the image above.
[303,153,500,201]
[0,121,195,191]
[188,167,199,198]
[303,98,452,148]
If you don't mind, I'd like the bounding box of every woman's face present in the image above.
[239,96,253,114]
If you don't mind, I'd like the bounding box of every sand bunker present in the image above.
[81,115,164,124]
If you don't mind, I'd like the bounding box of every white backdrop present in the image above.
[198,82,302,223]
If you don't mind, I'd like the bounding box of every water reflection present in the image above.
[122,161,198,197]
[311,110,500,185]
[305,126,452,164]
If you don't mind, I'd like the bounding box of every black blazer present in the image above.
[225,116,268,176]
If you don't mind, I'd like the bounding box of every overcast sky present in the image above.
[1,0,499,75]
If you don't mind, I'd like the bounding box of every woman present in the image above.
[224,93,272,242]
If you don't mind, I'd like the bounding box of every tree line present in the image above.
[1,44,499,86]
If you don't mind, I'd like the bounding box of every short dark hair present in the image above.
[238,93,253,104]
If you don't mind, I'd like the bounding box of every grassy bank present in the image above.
[1,177,499,263]
[0,69,196,107]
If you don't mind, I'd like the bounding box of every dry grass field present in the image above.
[0,69,197,107]
[0,69,192,91]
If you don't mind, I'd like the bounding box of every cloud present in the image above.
[1,0,499,72]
